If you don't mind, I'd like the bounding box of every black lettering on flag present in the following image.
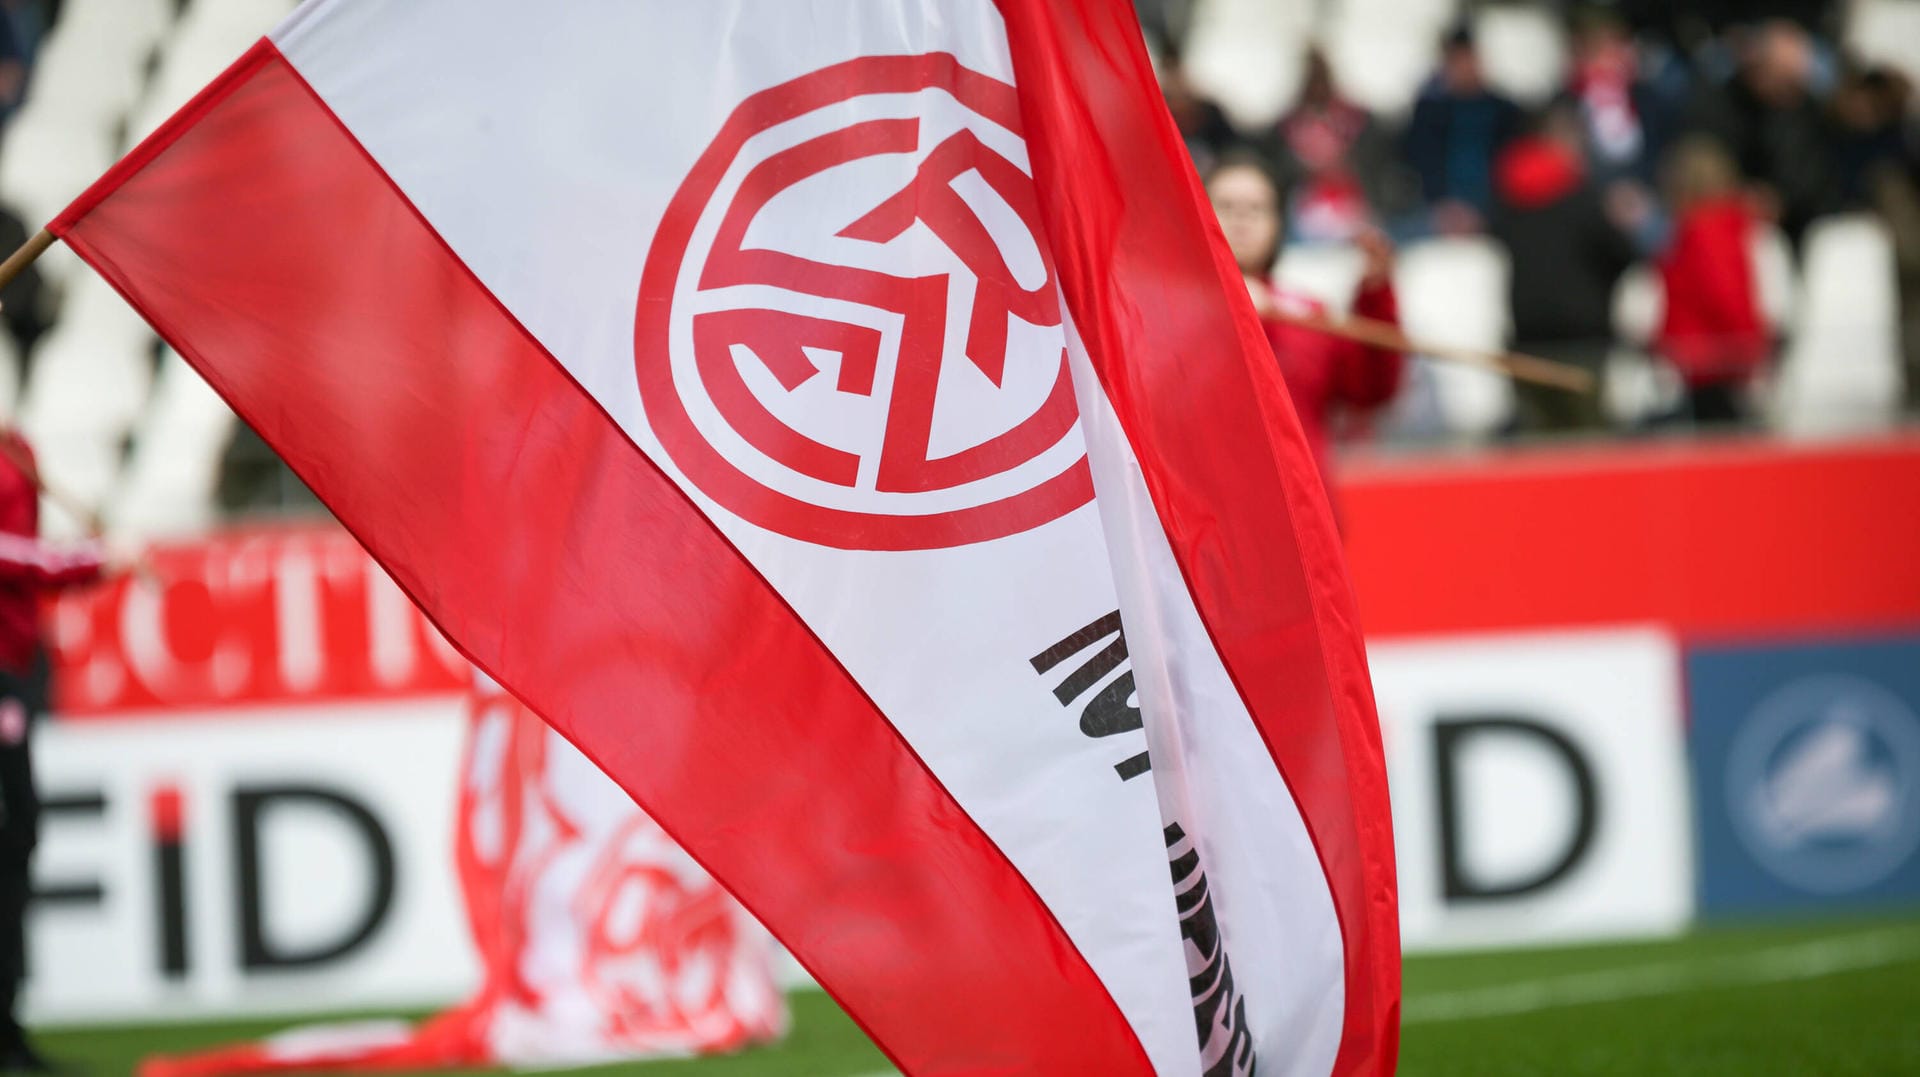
[1031,610,1149,781]
[1168,823,1257,1077]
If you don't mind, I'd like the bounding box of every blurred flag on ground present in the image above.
[51,1,1398,1073]
[139,677,787,1076]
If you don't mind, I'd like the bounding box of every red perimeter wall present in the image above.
[1340,433,1920,644]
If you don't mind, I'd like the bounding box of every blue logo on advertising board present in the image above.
[1689,636,1920,916]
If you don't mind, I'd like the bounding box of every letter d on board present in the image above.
[232,784,396,970]
[1433,714,1599,902]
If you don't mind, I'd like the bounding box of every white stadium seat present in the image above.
[1275,242,1366,311]
[1753,223,1798,333]
[1473,5,1568,107]
[1336,0,1461,35]
[1845,0,1920,87]
[1393,237,1515,437]
[127,0,298,142]
[19,18,151,127]
[1324,17,1444,119]
[1773,215,1903,436]
[1180,0,1313,129]
[18,275,156,436]
[1611,264,1661,346]
[0,119,116,283]
[109,351,237,539]
[58,0,174,49]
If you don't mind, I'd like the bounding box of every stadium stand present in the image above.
[0,0,1906,539]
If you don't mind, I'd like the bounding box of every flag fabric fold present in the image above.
[53,2,1398,1073]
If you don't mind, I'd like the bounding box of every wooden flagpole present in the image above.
[0,229,54,300]
[1271,306,1597,394]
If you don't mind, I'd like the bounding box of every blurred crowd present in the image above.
[0,2,1909,528]
[1151,0,1920,438]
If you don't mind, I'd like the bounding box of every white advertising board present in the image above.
[27,700,475,1025]
[23,626,1698,1024]
[1371,627,1694,951]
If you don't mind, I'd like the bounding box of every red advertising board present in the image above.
[48,525,467,715]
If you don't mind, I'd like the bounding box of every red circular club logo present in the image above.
[636,55,1093,551]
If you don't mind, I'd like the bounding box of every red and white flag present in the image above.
[56,2,1398,1073]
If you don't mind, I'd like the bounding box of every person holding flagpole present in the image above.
[0,428,109,1074]
[1206,152,1407,496]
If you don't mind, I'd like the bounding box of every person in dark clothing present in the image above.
[1682,19,1834,249]
[0,209,45,362]
[1828,65,1912,211]
[1613,0,1838,43]
[1403,25,1524,236]
[1133,0,1195,58]
[0,430,105,1074]
[1872,116,1920,415]
[1492,104,1642,434]
[0,8,23,126]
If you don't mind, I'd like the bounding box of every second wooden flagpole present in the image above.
[1271,306,1598,394]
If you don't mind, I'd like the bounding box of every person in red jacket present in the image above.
[1656,136,1771,424]
[0,429,105,1074]
[1205,153,1405,493]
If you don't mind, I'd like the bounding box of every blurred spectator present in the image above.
[1684,19,1834,247]
[0,430,104,1075]
[1271,47,1400,244]
[1403,25,1523,236]
[0,8,22,124]
[1655,137,1770,424]
[1162,62,1240,177]
[1205,154,1404,486]
[1567,9,1677,185]
[1829,65,1911,210]
[1492,103,1639,434]
[1830,63,1919,414]
[1,1,55,65]
[0,208,44,361]
[1615,0,1837,42]
[1872,120,1920,415]
[1134,0,1195,60]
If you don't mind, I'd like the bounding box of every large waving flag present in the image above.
[54,2,1398,1073]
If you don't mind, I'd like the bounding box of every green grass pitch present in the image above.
[47,914,1920,1076]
